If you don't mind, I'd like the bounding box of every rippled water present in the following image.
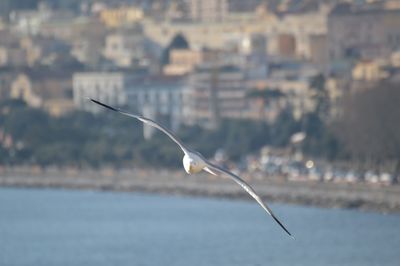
[0,187,399,266]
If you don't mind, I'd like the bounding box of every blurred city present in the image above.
[0,0,400,196]
[2,1,400,266]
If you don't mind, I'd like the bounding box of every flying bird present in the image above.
[90,98,293,237]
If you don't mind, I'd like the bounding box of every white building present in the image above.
[73,72,132,113]
[126,76,186,133]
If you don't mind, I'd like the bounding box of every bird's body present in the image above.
[183,152,206,174]
[89,98,293,238]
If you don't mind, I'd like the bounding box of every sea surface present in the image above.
[0,187,399,266]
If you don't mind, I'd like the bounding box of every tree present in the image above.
[295,73,342,159]
[270,109,300,147]
[336,82,400,175]
[309,74,329,119]
[246,88,286,121]
[301,112,340,159]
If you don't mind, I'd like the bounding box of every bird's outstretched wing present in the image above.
[204,161,293,237]
[90,99,189,153]
[90,98,292,237]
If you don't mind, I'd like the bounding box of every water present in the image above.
[0,188,399,266]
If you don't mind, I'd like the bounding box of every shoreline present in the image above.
[1,168,400,214]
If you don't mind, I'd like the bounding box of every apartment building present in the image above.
[73,72,132,113]
[125,76,186,132]
[163,48,223,76]
[141,13,271,50]
[163,49,204,76]
[266,4,330,59]
[327,3,400,62]
[184,65,248,128]
[189,0,228,22]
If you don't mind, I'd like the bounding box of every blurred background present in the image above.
[0,0,400,266]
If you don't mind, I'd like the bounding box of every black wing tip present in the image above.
[272,214,294,238]
[89,98,119,112]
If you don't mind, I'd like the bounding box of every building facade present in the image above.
[184,65,248,128]
[163,48,224,76]
[10,72,74,116]
[103,29,149,68]
[99,7,144,28]
[73,72,131,113]
[125,76,186,132]
[327,4,400,62]
[189,0,228,22]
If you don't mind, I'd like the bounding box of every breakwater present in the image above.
[1,167,400,213]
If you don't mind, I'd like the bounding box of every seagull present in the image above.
[90,98,293,237]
